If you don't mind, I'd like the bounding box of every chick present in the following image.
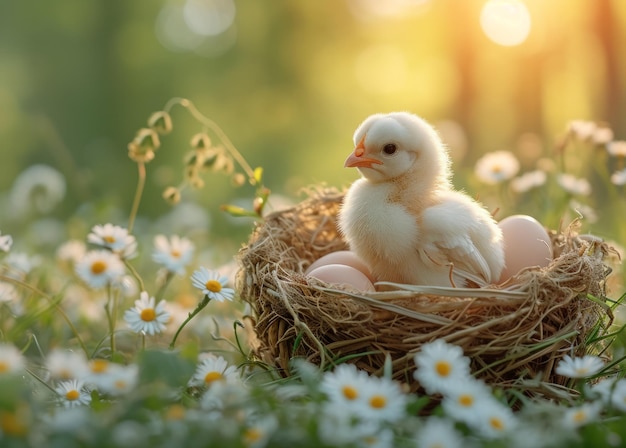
[338,112,504,287]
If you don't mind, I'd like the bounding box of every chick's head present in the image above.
[345,112,451,188]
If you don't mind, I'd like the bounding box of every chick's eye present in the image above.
[383,143,397,155]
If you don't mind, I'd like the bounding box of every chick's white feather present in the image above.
[339,112,504,287]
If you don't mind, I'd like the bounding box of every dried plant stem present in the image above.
[128,161,146,234]
[163,97,256,182]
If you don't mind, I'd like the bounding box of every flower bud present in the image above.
[148,111,173,135]
[231,173,246,187]
[162,186,181,205]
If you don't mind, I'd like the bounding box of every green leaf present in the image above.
[137,349,196,388]
[220,204,257,218]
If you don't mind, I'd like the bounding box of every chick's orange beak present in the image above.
[344,135,383,168]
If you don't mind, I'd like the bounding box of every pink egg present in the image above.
[498,215,553,282]
[307,264,376,292]
[305,250,374,281]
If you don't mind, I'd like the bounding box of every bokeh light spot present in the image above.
[480,0,531,47]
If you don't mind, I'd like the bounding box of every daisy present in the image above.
[75,250,125,288]
[510,170,547,194]
[357,427,394,448]
[555,355,604,379]
[607,379,626,412]
[0,343,25,375]
[56,240,87,264]
[607,141,626,158]
[242,416,278,448]
[0,282,19,303]
[189,354,240,388]
[112,275,139,299]
[441,378,494,425]
[471,398,517,439]
[592,126,614,145]
[87,224,137,259]
[610,168,626,186]
[474,150,520,185]
[97,364,139,396]
[152,234,195,275]
[557,174,591,196]
[191,267,235,302]
[357,376,407,423]
[5,252,41,277]
[45,349,89,381]
[415,417,465,448]
[124,291,170,336]
[317,404,370,446]
[55,379,92,408]
[568,120,596,140]
[320,363,371,412]
[82,358,118,390]
[0,231,12,252]
[413,339,471,395]
[561,402,602,429]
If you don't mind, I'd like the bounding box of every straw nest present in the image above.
[237,188,615,393]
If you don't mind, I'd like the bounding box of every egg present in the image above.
[497,214,553,283]
[306,264,376,292]
[305,250,374,281]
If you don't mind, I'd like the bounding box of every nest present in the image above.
[237,188,615,394]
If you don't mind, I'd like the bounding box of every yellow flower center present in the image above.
[574,367,588,376]
[342,385,358,400]
[573,410,587,424]
[244,428,263,444]
[0,411,27,436]
[114,380,127,390]
[435,360,451,377]
[204,371,224,384]
[205,280,222,293]
[103,236,116,244]
[369,394,387,409]
[458,394,474,407]
[166,404,186,421]
[90,359,109,373]
[489,417,504,431]
[91,260,107,274]
[65,389,80,401]
[59,369,72,380]
[0,361,9,373]
[140,308,156,322]
[170,249,181,259]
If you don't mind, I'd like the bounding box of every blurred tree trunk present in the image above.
[593,0,621,127]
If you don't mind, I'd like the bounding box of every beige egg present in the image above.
[498,215,553,283]
[305,250,374,282]
[307,264,376,292]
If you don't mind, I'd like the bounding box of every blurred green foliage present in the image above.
[1,0,625,246]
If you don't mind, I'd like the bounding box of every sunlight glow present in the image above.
[480,0,532,47]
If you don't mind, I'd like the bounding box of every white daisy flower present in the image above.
[56,239,87,264]
[586,377,616,404]
[568,120,596,140]
[0,343,26,375]
[55,379,92,408]
[45,349,89,381]
[357,427,394,448]
[5,252,41,277]
[320,363,371,412]
[97,364,139,396]
[441,378,494,425]
[191,267,235,302]
[242,416,278,448]
[317,404,366,446]
[124,291,170,336]
[358,376,407,423]
[472,398,517,439]
[474,150,520,185]
[413,339,471,395]
[75,250,125,288]
[557,174,591,196]
[415,417,465,448]
[82,358,117,391]
[112,275,139,299]
[0,231,13,252]
[189,354,240,388]
[592,127,614,145]
[562,402,602,428]
[87,223,137,259]
[611,168,626,186]
[152,234,195,275]
[555,354,604,379]
[510,170,547,193]
[607,141,626,158]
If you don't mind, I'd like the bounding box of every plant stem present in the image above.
[128,161,146,233]
[104,285,117,355]
[169,295,210,349]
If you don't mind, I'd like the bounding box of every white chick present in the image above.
[338,112,504,287]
